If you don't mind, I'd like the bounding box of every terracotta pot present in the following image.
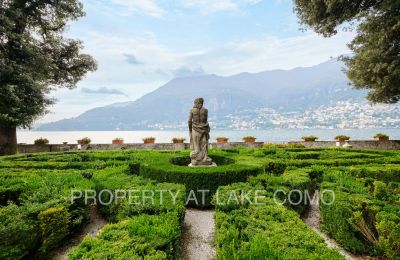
[143,139,155,144]
[375,136,389,141]
[172,140,184,144]
[112,140,124,145]
[243,138,256,143]
[217,138,228,143]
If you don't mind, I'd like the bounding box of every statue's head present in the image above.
[194,97,204,109]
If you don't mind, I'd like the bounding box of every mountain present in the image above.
[39,59,388,131]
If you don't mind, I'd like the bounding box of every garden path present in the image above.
[49,205,107,260]
[180,208,216,260]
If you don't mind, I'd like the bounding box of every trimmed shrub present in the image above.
[290,152,320,160]
[69,212,181,260]
[0,204,39,260]
[134,152,262,207]
[215,199,344,259]
[38,207,70,252]
[93,166,186,222]
[264,160,286,176]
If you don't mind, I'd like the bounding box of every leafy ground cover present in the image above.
[0,147,399,259]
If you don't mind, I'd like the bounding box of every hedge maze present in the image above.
[0,147,399,259]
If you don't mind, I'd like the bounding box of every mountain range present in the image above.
[38,59,399,131]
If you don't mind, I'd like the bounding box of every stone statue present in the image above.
[188,97,215,166]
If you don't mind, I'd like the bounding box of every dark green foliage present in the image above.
[0,169,93,258]
[93,166,186,222]
[38,207,70,252]
[69,212,181,260]
[319,167,400,257]
[0,148,399,259]
[215,199,344,259]
[291,152,320,160]
[0,0,97,129]
[128,162,140,175]
[80,170,93,180]
[294,0,400,103]
[141,159,262,207]
[264,160,286,176]
[0,204,39,259]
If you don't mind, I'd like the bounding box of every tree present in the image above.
[294,0,400,103]
[0,0,97,155]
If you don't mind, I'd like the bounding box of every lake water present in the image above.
[17,128,400,144]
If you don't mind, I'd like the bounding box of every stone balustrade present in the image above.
[15,140,400,154]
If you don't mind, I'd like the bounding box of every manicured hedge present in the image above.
[214,183,344,260]
[1,147,399,259]
[137,152,263,207]
[248,168,314,214]
[319,168,400,257]
[92,166,186,222]
[0,170,94,259]
[69,212,182,259]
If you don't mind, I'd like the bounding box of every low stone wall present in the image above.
[17,144,78,153]
[81,143,188,151]
[298,140,400,150]
[209,142,264,149]
[15,140,400,154]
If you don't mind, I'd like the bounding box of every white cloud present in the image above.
[41,29,355,123]
[179,0,262,14]
[110,0,165,18]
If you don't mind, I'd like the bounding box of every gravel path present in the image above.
[303,191,377,260]
[180,208,216,260]
[48,205,107,260]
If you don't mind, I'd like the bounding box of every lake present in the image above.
[17,128,400,144]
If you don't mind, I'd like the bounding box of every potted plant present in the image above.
[77,137,91,145]
[243,136,256,143]
[374,133,389,141]
[34,138,49,145]
[112,138,124,145]
[335,135,350,142]
[301,136,318,142]
[143,137,155,144]
[172,138,185,144]
[216,137,229,143]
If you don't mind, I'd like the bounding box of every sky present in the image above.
[40,0,356,123]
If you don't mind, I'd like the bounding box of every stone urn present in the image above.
[342,140,353,149]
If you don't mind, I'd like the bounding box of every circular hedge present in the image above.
[133,151,263,207]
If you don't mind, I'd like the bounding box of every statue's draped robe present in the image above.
[189,108,212,165]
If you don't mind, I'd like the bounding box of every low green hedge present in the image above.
[320,174,400,257]
[248,168,314,214]
[137,152,263,207]
[343,164,400,183]
[0,170,93,259]
[68,211,182,259]
[92,166,186,222]
[215,197,344,259]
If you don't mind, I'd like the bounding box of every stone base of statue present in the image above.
[188,162,217,167]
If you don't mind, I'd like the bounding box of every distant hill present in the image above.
[39,59,376,131]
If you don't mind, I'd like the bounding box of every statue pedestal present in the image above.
[188,162,217,167]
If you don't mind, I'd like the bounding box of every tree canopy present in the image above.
[0,0,97,128]
[294,0,400,103]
